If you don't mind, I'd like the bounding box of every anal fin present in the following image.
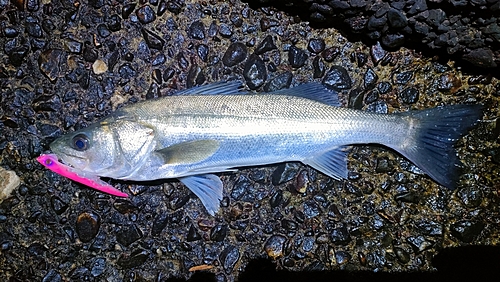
[179,174,223,216]
[303,146,350,180]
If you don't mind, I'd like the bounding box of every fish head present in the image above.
[50,116,157,178]
[50,122,118,174]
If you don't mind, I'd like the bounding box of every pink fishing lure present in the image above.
[37,154,128,197]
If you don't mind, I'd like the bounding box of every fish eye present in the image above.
[71,134,90,151]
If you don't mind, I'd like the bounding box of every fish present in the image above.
[46,81,483,215]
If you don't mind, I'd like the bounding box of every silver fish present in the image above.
[49,81,482,215]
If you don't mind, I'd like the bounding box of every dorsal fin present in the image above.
[173,81,246,96]
[267,83,340,106]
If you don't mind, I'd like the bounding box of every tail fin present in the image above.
[394,104,483,189]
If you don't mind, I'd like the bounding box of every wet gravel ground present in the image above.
[1,0,500,281]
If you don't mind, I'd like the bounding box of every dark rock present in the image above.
[370,41,387,65]
[366,100,388,113]
[377,81,392,94]
[394,247,410,264]
[307,38,326,53]
[264,235,286,259]
[141,28,165,50]
[463,48,497,68]
[364,68,378,90]
[136,5,156,24]
[264,71,292,92]
[151,213,168,236]
[38,49,66,81]
[381,33,405,48]
[348,87,364,109]
[323,66,352,91]
[399,87,419,104]
[26,21,43,38]
[260,17,279,31]
[42,269,62,282]
[187,224,201,242]
[303,200,321,218]
[335,251,351,264]
[50,196,68,215]
[82,45,98,62]
[222,42,248,67]
[118,63,136,79]
[113,199,137,214]
[458,185,483,208]
[165,0,184,14]
[219,245,240,272]
[90,257,106,277]
[97,24,111,38]
[321,47,340,62]
[210,224,228,242]
[188,20,205,40]
[76,212,101,243]
[107,14,122,32]
[117,248,149,269]
[196,44,209,62]
[122,3,136,19]
[364,89,379,104]
[387,8,407,29]
[272,163,299,185]
[288,46,309,68]
[255,35,277,55]
[116,224,143,246]
[243,54,267,90]
[407,235,434,253]
[330,223,351,245]
[450,220,485,243]
[312,56,325,78]
[393,71,413,84]
[219,23,233,38]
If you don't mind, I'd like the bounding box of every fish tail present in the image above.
[394,104,483,189]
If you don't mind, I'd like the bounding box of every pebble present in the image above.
[38,49,66,82]
[288,46,309,68]
[42,269,62,282]
[264,235,287,259]
[312,56,325,78]
[141,28,165,50]
[364,68,378,90]
[271,163,299,185]
[76,212,101,243]
[450,220,485,243]
[330,223,351,245]
[335,250,351,265]
[243,54,267,90]
[117,248,149,269]
[189,20,206,40]
[210,224,228,242]
[116,224,143,246]
[399,87,419,104]
[122,3,136,19]
[187,224,201,242]
[92,59,108,74]
[136,5,156,24]
[50,196,68,215]
[222,42,248,67]
[219,245,240,272]
[370,41,387,65]
[90,257,106,277]
[307,38,326,54]
[393,247,410,264]
[321,46,340,62]
[303,200,321,219]
[323,66,352,91]
[377,81,392,94]
[255,35,277,55]
[197,44,209,62]
[406,235,434,253]
[263,71,292,92]
[393,71,413,84]
[0,167,20,203]
[458,185,483,208]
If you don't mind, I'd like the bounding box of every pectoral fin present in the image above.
[303,146,350,180]
[179,174,223,215]
[157,140,220,164]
